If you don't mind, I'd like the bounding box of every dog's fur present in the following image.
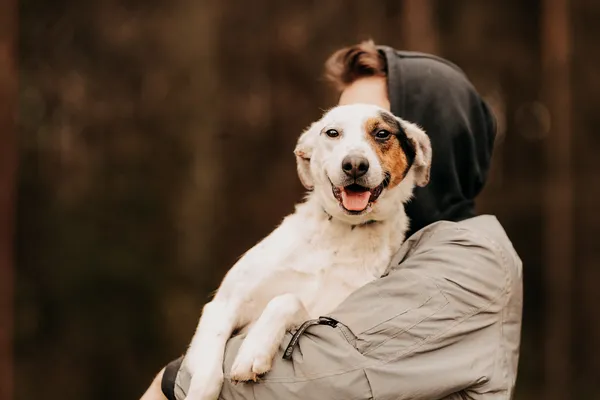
[183,104,432,400]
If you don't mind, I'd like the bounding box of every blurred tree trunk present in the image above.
[541,0,573,399]
[571,0,600,395]
[401,0,439,53]
[0,0,17,398]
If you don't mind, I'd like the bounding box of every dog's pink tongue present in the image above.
[341,190,370,211]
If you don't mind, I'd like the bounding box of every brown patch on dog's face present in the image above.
[364,112,413,188]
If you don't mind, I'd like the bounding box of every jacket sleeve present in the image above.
[169,225,522,400]
[327,226,522,399]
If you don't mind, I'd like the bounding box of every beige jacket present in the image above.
[172,215,523,399]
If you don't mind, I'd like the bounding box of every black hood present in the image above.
[378,47,497,237]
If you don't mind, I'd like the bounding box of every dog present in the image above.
[183,103,432,400]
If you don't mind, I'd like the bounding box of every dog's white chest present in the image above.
[300,257,387,318]
[284,215,398,318]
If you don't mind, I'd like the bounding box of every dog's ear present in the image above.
[294,122,319,190]
[397,118,432,187]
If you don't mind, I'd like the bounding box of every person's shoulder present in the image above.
[401,215,522,308]
[413,214,520,265]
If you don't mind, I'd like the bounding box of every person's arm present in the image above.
[140,368,167,400]
[325,225,523,399]
[157,224,522,400]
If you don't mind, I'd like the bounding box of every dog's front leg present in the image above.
[230,293,309,382]
[184,299,241,400]
[185,218,303,396]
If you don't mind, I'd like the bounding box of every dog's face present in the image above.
[295,104,431,223]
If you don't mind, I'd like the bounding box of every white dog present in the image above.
[183,103,432,400]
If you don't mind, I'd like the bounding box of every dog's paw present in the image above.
[230,348,273,383]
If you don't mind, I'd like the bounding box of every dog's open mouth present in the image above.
[331,182,385,214]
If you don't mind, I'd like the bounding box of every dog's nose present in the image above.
[342,155,369,179]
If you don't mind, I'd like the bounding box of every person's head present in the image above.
[323,41,497,235]
[324,40,390,111]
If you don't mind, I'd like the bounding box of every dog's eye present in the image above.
[375,130,391,140]
[325,129,340,138]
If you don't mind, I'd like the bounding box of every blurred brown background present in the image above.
[1,0,599,399]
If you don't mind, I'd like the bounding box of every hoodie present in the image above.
[378,47,497,236]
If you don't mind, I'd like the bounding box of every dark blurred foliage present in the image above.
[10,0,600,399]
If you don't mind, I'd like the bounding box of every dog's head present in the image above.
[294,104,431,223]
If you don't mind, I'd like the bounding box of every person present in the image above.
[141,40,523,400]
